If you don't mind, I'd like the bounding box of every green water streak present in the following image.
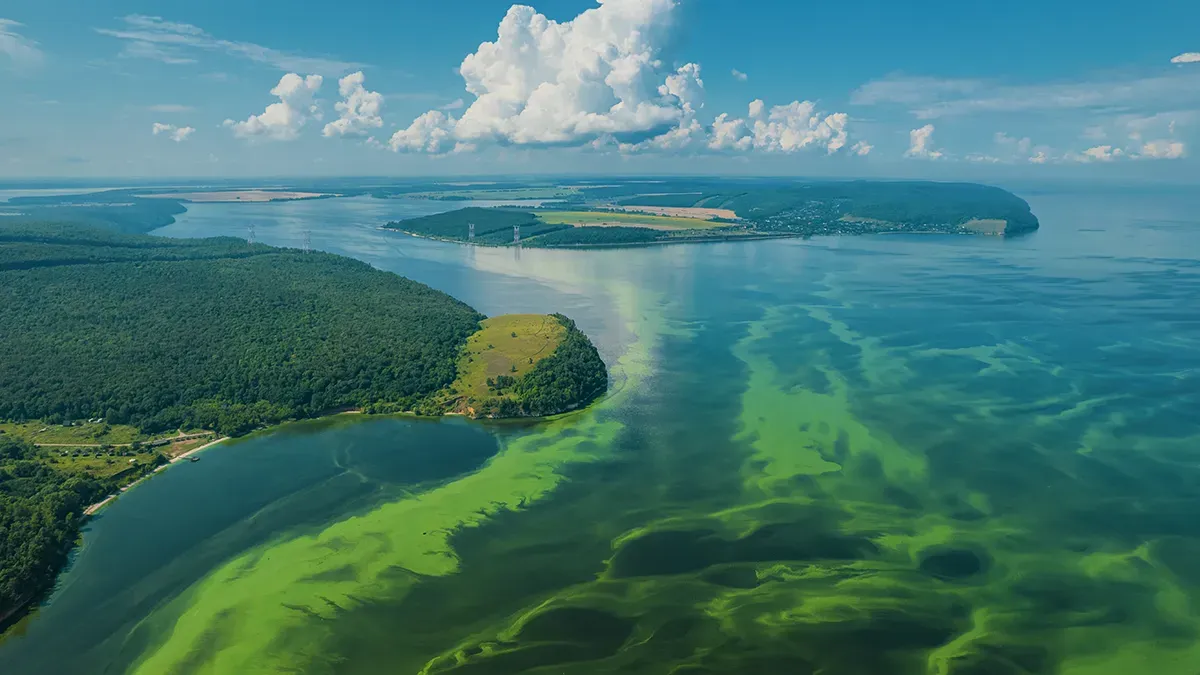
[128,284,666,675]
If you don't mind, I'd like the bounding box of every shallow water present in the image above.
[1,188,1198,674]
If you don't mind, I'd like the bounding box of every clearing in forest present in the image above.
[448,314,568,404]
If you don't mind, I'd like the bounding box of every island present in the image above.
[385,180,1040,247]
[0,221,608,628]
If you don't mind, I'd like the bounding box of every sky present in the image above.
[1,0,1198,181]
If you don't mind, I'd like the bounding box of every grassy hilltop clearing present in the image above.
[0,221,607,627]
[386,179,1040,247]
[427,314,608,418]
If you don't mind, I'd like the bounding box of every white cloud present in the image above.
[1171,52,1200,64]
[224,73,323,141]
[1029,151,1048,164]
[322,71,383,137]
[854,71,1200,119]
[389,110,458,153]
[1069,145,1125,162]
[731,69,748,81]
[390,0,850,157]
[440,98,465,111]
[707,99,848,154]
[151,122,195,142]
[851,140,872,156]
[1138,140,1185,159]
[994,132,1032,153]
[966,154,1002,164]
[0,19,43,71]
[391,1,705,153]
[905,124,943,159]
[96,15,360,74]
[149,103,193,113]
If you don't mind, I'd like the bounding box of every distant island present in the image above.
[0,221,607,628]
[385,180,1040,247]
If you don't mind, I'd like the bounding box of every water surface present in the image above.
[1,188,1198,674]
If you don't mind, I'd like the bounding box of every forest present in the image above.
[0,222,485,436]
[0,435,110,624]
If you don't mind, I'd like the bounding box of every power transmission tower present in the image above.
[247,223,256,245]
[468,222,475,244]
[513,224,520,245]
[302,230,311,253]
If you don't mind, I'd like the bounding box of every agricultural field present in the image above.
[42,449,164,480]
[537,210,728,231]
[0,420,146,446]
[448,314,568,405]
[608,205,739,220]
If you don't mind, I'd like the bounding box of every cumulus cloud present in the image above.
[1138,140,1185,159]
[389,0,851,157]
[731,69,748,81]
[1029,151,1048,164]
[323,71,383,137]
[151,122,195,142]
[905,124,943,159]
[1071,145,1124,162]
[851,140,872,156]
[707,99,848,154]
[96,15,360,74]
[224,73,323,141]
[1171,52,1200,64]
[0,19,43,71]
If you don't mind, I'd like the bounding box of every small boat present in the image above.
[187,456,200,463]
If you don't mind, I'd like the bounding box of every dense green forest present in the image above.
[0,435,110,623]
[0,191,187,234]
[619,181,1040,235]
[473,315,608,417]
[0,223,484,436]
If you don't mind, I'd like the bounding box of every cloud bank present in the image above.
[224,73,323,141]
[389,0,854,156]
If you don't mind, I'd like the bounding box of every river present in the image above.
[1,187,1198,674]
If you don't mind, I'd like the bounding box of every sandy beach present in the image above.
[83,437,228,516]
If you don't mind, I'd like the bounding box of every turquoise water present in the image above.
[1,187,1198,674]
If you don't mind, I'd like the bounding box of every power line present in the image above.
[302,230,311,253]
[247,223,256,245]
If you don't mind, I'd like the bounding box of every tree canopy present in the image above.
[0,223,484,436]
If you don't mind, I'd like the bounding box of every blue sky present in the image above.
[2,0,1198,180]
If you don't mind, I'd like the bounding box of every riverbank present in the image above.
[83,436,228,516]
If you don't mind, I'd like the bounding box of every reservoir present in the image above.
[1,186,1198,674]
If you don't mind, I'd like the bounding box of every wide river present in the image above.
[1,187,1198,675]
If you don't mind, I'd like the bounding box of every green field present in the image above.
[0,421,146,446]
[537,210,728,230]
[445,314,568,412]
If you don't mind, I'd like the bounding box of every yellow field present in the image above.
[448,314,567,408]
[537,210,727,231]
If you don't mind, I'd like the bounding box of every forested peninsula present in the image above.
[386,180,1040,248]
[0,222,607,627]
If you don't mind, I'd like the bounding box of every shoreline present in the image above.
[83,436,229,516]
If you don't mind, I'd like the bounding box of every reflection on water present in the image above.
[2,189,1199,674]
